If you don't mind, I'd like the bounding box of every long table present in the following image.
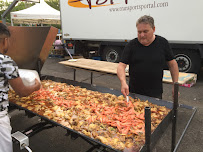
[59,58,197,85]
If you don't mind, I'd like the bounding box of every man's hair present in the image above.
[0,23,11,38]
[136,15,155,28]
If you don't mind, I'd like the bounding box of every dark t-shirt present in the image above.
[120,35,174,97]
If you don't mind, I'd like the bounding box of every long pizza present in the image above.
[9,80,170,151]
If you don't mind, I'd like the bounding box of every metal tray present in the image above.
[10,75,173,152]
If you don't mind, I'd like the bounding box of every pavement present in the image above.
[10,57,203,152]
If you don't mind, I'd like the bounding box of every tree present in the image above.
[0,0,34,23]
[0,0,11,22]
[45,0,60,29]
[45,0,59,11]
[0,0,61,29]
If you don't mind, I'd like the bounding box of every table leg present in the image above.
[74,69,76,81]
[91,72,93,85]
[145,107,151,152]
[171,82,179,152]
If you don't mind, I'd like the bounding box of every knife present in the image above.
[126,95,129,103]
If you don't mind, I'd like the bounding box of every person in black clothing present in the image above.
[117,15,179,99]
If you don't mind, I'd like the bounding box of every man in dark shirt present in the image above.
[117,15,179,99]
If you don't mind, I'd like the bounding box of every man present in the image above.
[117,15,179,99]
[54,39,63,50]
[0,23,41,152]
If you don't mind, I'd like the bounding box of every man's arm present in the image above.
[167,59,179,83]
[117,62,129,97]
[167,59,179,96]
[9,77,41,97]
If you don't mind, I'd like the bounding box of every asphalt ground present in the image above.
[10,57,203,152]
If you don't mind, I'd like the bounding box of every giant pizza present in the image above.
[9,80,170,151]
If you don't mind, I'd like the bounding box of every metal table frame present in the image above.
[68,66,197,152]
[10,76,197,152]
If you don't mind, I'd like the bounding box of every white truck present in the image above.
[60,0,203,73]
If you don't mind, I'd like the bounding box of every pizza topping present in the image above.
[9,80,170,151]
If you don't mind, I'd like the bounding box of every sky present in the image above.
[2,0,40,2]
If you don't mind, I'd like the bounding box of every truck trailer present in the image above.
[60,0,203,74]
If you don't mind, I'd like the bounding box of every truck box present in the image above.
[60,0,203,73]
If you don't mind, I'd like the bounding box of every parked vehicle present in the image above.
[60,0,203,73]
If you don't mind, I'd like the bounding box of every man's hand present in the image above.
[34,78,41,91]
[121,82,129,97]
[9,77,41,97]
[167,59,179,99]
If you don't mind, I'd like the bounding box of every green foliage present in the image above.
[45,0,59,11]
[0,0,60,29]
[0,0,11,22]
[0,0,34,23]
[45,0,60,29]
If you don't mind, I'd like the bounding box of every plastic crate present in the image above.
[92,56,101,60]
[49,48,65,58]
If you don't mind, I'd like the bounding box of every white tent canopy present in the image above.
[10,0,60,25]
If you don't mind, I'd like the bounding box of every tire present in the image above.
[102,46,122,63]
[173,49,201,73]
[82,50,90,59]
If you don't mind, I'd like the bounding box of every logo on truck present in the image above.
[68,0,128,9]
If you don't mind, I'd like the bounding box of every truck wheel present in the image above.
[102,46,122,63]
[82,50,90,59]
[173,49,201,73]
